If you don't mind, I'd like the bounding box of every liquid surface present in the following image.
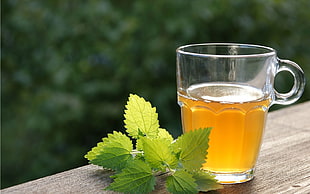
[178,83,271,173]
[186,83,264,103]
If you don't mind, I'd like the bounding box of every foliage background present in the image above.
[2,0,310,188]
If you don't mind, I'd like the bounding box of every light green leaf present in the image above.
[136,128,173,151]
[157,128,173,143]
[84,141,105,161]
[192,170,223,192]
[105,159,156,194]
[85,131,133,171]
[124,94,159,138]
[171,128,212,170]
[142,138,177,170]
[166,170,198,194]
[136,137,144,151]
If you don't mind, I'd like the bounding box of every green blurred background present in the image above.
[2,0,310,189]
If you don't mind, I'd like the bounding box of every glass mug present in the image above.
[176,43,305,184]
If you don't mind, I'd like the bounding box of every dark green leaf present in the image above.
[166,170,198,194]
[105,159,156,194]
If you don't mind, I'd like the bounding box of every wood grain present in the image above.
[2,101,310,194]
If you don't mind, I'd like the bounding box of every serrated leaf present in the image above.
[157,128,173,143]
[124,94,159,138]
[142,138,177,170]
[136,128,173,151]
[171,128,212,170]
[192,170,223,192]
[136,137,144,151]
[105,159,156,194]
[86,131,133,171]
[91,147,133,171]
[84,142,105,161]
[166,170,198,194]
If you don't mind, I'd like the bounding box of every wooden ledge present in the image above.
[2,101,310,194]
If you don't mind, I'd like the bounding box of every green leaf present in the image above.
[136,137,144,151]
[124,94,159,138]
[142,138,177,170]
[171,128,212,170]
[136,128,173,151]
[84,142,105,161]
[192,170,223,192]
[85,131,133,171]
[157,128,174,143]
[166,170,198,194]
[105,159,156,194]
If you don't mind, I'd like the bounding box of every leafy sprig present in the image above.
[85,94,222,194]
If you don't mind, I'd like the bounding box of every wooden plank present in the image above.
[2,101,310,194]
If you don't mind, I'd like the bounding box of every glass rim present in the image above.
[176,43,276,58]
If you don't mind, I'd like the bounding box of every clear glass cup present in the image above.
[176,43,305,184]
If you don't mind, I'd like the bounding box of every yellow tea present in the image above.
[178,83,271,173]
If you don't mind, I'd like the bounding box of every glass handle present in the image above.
[274,59,306,105]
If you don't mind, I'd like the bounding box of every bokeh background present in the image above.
[2,0,310,189]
